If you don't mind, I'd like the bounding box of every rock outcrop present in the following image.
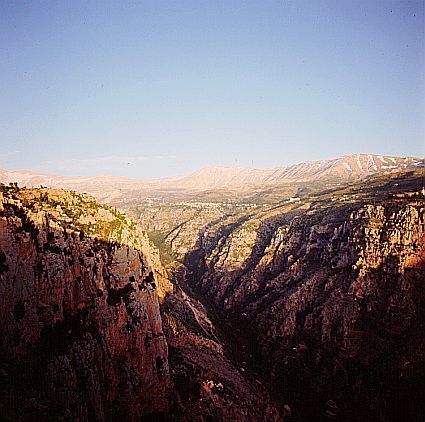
[184,189,425,421]
[0,186,170,421]
[0,185,282,421]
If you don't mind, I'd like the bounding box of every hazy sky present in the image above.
[1,0,424,178]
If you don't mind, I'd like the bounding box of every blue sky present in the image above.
[0,0,423,178]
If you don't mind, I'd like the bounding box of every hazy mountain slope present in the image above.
[0,170,142,203]
[265,154,424,182]
[1,154,423,205]
[163,154,424,189]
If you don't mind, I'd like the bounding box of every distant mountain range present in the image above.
[1,154,423,203]
[164,154,424,189]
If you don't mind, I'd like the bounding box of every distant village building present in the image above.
[394,188,425,199]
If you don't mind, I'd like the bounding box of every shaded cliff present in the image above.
[0,186,170,421]
[161,273,281,421]
[177,171,425,421]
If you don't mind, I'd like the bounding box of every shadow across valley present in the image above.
[175,195,425,422]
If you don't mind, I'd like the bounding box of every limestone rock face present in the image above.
[0,187,170,421]
[185,198,424,421]
[116,170,425,421]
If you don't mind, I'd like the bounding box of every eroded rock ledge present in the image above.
[187,199,424,421]
[0,187,169,421]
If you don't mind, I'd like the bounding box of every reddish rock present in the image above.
[0,187,170,420]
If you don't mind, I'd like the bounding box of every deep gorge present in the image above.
[1,167,424,421]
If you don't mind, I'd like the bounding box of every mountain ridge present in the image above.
[2,153,423,186]
[1,154,423,205]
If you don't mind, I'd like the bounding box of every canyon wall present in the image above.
[185,197,424,421]
[0,187,170,420]
[0,186,281,421]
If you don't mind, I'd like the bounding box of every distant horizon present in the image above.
[1,151,424,181]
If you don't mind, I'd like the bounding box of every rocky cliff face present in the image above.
[133,170,423,421]
[0,186,170,420]
[184,191,424,421]
[0,185,282,421]
[2,169,424,421]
